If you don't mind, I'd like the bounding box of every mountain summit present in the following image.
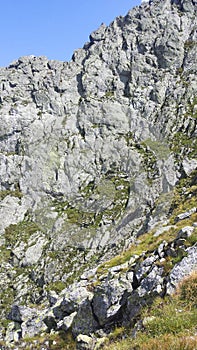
[0,0,196,348]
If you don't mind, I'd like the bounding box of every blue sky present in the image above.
[0,0,141,67]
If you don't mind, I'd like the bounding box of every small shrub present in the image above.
[177,271,197,308]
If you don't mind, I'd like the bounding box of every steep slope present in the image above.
[0,0,196,348]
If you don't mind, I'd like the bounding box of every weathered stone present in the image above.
[5,322,21,344]
[157,241,168,258]
[76,334,96,350]
[80,268,97,281]
[176,226,194,239]
[52,283,93,319]
[7,305,47,339]
[154,226,174,238]
[137,266,164,297]
[21,316,47,338]
[72,299,99,338]
[57,312,77,331]
[22,235,47,266]
[0,196,26,236]
[166,247,177,258]
[175,208,196,222]
[8,305,36,323]
[90,23,107,42]
[135,255,158,281]
[182,158,197,176]
[167,245,197,294]
[92,275,132,326]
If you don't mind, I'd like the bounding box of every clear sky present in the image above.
[0,0,141,68]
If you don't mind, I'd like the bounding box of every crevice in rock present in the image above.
[76,72,85,97]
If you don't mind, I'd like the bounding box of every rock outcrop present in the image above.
[0,0,196,348]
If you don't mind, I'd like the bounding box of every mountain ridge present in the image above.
[0,0,196,348]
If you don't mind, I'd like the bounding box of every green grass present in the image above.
[144,138,170,160]
[184,96,197,119]
[104,91,115,99]
[103,333,197,350]
[103,272,197,350]
[0,188,23,200]
[17,331,76,350]
[169,170,197,222]
[97,210,197,278]
[45,281,65,293]
[54,174,130,229]
[170,132,197,159]
[97,225,178,277]
[184,39,196,51]
[136,143,158,181]
[4,220,41,247]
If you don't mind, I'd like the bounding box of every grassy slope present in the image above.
[102,272,197,350]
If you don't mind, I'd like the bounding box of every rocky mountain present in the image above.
[0,0,196,348]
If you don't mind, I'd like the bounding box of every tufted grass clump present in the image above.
[141,301,197,337]
[176,271,197,309]
[45,281,65,293]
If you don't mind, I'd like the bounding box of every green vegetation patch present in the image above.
[169,170,197,221]
[45,281,65,293]
[101,175,130,222]
[4,220,41,247]
[103,272,197,350]
[136,143,159,181]
[184,39,196,51]
[66,207,96,227]
[144,138,170,160]
[104,90,115,99]
[14,331,76,350]
[184,96,197,119]
[0,188,23,200]
[97,226,176,277]
[170,132,197,159]
[53,174,130,230]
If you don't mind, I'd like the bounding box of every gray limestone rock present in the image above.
[22,234,47,266]
[92,275,132,326]
[182,158,197,175]
[52,283,93,319]
[137,266,164,297]
[57,312,77,331]
[0,0,197,345]
[76,334,96,350]
[175,208,197,222]
[177,226,194,239]
[167,245,197,294]
[72,299,99,338]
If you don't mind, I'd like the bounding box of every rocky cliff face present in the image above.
[0,0,196,348]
